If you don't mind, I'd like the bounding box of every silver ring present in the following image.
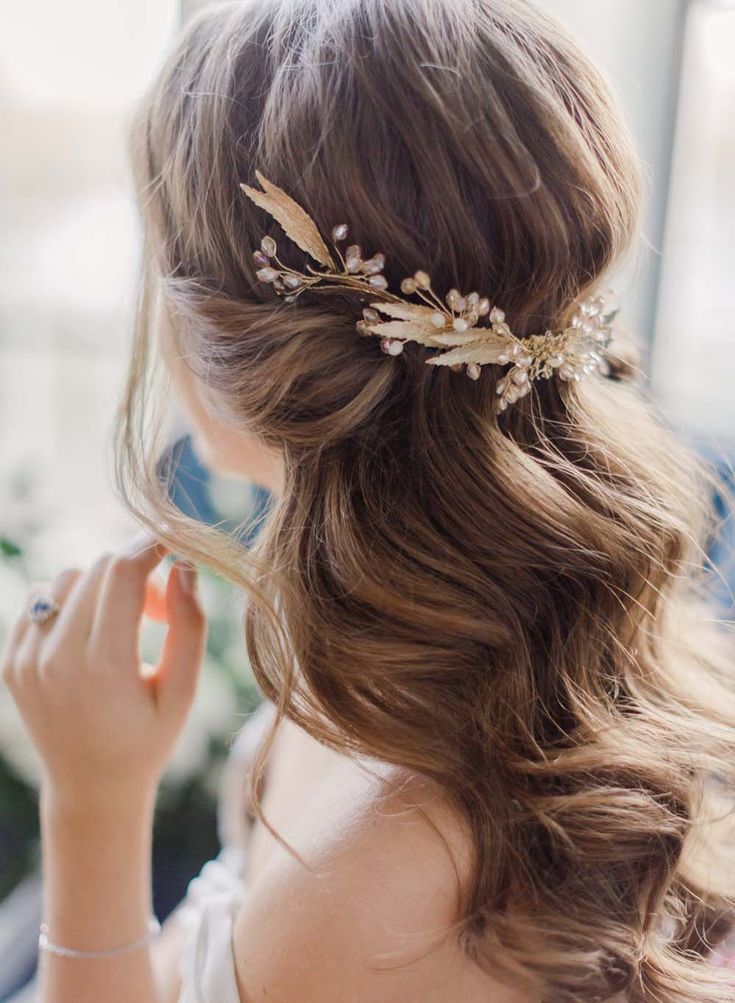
[28,593,61,624]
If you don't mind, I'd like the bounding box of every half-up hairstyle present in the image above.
[117,1,735,999]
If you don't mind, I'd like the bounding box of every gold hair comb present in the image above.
[240,172,617,411]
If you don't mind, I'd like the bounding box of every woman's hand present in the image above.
[0,534,208,805]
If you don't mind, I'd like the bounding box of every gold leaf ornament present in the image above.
[427,331,519,367]
[429,330,495,347]
[366,301,439,323]
[240,170,336,270]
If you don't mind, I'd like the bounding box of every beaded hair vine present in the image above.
[240,172,618,411]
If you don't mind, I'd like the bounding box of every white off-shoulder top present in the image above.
[175,699,276,1003]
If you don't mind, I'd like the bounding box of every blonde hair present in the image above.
[117,1,735,999]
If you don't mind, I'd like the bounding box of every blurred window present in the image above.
[0,0,178,570]
[651,0,735,441]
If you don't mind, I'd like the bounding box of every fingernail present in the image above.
[177,561,198,594]
[123,529,161,556]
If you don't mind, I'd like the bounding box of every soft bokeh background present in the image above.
[1,0,733,997]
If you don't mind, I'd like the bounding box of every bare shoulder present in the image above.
[231,755,505,1003]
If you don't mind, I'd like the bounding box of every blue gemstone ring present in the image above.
[28,594,62,624]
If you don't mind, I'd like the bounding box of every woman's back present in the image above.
[167,700,734,1003]
[237,715,532,1003]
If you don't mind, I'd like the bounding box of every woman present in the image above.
[4,0,735,1000]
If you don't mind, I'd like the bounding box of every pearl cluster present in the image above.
[415,278,495,368]
[357,271,504,360]
[253,224,390,304]
[332,226,388,288]
[494,296,613,411]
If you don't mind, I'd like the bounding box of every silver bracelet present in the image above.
[38,917,161,959]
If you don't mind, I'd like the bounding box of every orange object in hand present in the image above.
[144,576,169,623]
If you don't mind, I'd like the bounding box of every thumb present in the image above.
[155,561,207,714]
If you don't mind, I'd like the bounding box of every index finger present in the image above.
[88,534,170,664]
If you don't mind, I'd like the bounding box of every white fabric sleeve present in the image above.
[176,854,247,1003]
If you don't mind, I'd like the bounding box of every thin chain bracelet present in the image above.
[38,917,161,959]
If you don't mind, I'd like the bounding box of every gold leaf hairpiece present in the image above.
[240,173,618,411]
[240,170,336,270]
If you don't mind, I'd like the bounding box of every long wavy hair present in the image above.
[116,0,735,999]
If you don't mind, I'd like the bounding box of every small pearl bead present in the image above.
[467,363,481,380]
[431,312,446,328]
[381,338,404,356]
[360,255,385,276]
[389,341,404,356]
[414,270,431,289]
[261,236,277,257]
[489,307,505,324]
[497,352,510,365]
[256,267,279,283]
[453,317,469,332]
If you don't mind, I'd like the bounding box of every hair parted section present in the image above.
[116,1,735,999]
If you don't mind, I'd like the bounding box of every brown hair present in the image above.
[117,0,735,999]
